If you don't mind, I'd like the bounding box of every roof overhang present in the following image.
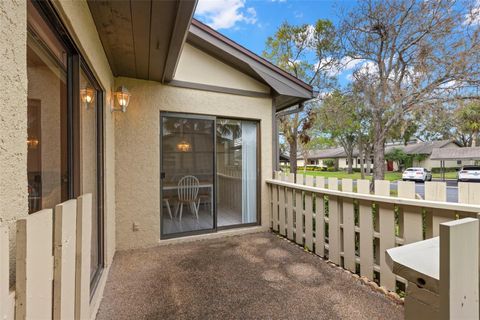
[431,147,480,160]
[87,0,197,82]
[186,19,313,110]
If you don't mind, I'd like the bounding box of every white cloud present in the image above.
[465,0,480,25]
[195,0,257,30]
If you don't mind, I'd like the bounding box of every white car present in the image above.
[458,165,480,182]
[402,167,432,182]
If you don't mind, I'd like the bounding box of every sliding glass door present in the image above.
[160,113,259,238]
[216,119,258,227]
[161,114,215,237]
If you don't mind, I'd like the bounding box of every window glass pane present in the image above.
[80,69,100,281]
[27,32,68,213]
[216,119,257,226]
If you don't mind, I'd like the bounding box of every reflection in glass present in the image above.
[79,70,101,281]
[161,116,215,236]
[216,119,257,227]
[27,32,68,213]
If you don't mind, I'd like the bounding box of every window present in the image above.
[457,160,462,165]
[27,0,104,293]
[27,3,69,213]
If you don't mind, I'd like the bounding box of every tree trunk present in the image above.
[289,140,298,177]
[373,136,386,181]
[364,145,372,176]
[347,153,353,174]
[359,143,365,179]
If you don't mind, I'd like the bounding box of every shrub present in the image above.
[430,167,459,173]
[327,167,336,172]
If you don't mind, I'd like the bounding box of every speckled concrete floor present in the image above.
[96,232,404,320]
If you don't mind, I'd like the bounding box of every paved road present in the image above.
[390,179,458,203]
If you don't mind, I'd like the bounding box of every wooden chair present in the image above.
[175,175,200,221]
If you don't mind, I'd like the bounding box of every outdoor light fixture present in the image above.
[111,85,131,113]
[80,85,95,109]
[176,140,191,152]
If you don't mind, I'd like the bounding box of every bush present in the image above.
[323,159,335,167]
[326,167,336,172]
[430,167,459,173]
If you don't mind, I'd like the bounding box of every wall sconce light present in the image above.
[80,85,95,109]
[111,85,131,113]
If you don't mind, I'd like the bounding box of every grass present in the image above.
[432,171,458,179]
[300,170,402,181]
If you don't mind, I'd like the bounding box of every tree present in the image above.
[456,101,480,147]
[317,90,360,174]
[341,0,480,181]
[263,20,340,174]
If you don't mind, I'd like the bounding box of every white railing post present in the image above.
[16,209,54,320]
[53,199,78,320]
[439,218,479,320]
[76,194,92,320]
[0,225,9,320]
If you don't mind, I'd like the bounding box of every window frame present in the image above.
[28,0,105,296]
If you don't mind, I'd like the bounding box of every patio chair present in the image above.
[175,175,200,222]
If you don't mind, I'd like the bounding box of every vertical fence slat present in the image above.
[328,178,341,264]
[315,176,325,257]
[358,180,373,279]
[459,182,480,205]
[54,199,77,320]
[375,180,396,291]
[440,218,479,320]
[295,185,303,245]
[76,194,92,320]
[342,179,355,272]
[425,182,449,237]
[272,183,279,232]
[0,225,9,320]
[16,209,53,320]
[286,175,295,240]
[304,176,314,250]
[278,178,286,236]
[398,181,423,244]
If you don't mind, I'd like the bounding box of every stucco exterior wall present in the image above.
[0,0,28,284]
[114,78,273,250]
[175,43,270,93]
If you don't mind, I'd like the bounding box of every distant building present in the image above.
[297,140,471,171]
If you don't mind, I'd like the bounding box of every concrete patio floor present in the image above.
[96,232,404,320]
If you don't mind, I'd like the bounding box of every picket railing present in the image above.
[267,172,480,292]
[0,194,92,320]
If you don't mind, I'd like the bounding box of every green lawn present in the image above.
[432,171,458,179]
[300,170,402,181]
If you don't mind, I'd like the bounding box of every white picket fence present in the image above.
[0,194,92,320]
[267,172,480,292]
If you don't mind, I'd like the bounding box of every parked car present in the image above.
[458,165,480,182]
[402,167,432,182]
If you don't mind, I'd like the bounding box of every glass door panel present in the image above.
[216,119,257,227]
[161,114,215,237]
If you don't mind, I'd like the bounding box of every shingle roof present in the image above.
[431,147,480,160]
[301,140,457,160]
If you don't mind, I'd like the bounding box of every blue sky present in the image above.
[194,0,358,86]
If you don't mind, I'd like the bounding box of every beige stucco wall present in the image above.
[175,43,270,93]
[0,0,28,285]
[114,78,273,250]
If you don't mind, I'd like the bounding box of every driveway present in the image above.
[96,232,403,320]
[390,179,459,202]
